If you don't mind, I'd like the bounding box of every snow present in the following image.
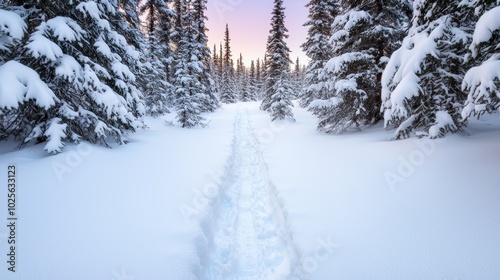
[202,111,300,279]
[325,52,372,73]
[428,111,456,138]
[0,9,26,50]
[27,33,64,61]
[381,16,450,123]
[333,10,371,32]
[56,55,82,81]
[471,6,500,47]
[0,60,57,109]
[112,61,135,81]
[462,57,500,100]
[462,57,500,117]
[309,98,341,110]
[1,102,500,279]
[44,118,68,154]
[77,1,102,21]
[94,38,113,59]
[46,16,85,42]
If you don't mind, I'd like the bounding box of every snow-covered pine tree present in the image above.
[310,0,411,134]
[220,23,237,103]
[140,0,176,116]
[382,0,474,139]
[247,60,259,101]
[0,1,144,153]
[212,44,221,94]
[192,0,219,112]
[236,53,246,99]
[260,0,294,121]
[462,1,500,120]
[219,42,224,85]
[300,0,339,108]
[291,57,305,99]
[255,58,265,99]
[261,55,269,99]
[240,69,252,102]
[117,0,143,49]
[173,0,205,128]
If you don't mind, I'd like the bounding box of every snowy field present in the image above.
[1,101,499,280]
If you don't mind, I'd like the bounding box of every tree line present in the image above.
[0,0,498,154]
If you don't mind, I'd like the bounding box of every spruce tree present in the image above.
[140,0,176,116]
[192,0,219,112]
[212,44,221,94]
[382,0,474,139]
[462,2,500,120]
[173,0,205,128]
[0,0,144,153]
[310,0,411,134]
[236,53,246,99]
[291,57,304,99]
[300,0,339,107]
[256,58,263,99]
[260,0,294,121]
[247,60,259,101]
[220,24,237,103]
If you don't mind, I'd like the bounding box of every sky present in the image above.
[206,0,309,67]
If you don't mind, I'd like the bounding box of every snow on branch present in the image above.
[470,6,500,57]
[44,118,67,154]
[46,16,85,42]
[0,61,58,109]
[0,9,26,51]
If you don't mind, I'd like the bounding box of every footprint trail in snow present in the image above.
[203,110,301,280]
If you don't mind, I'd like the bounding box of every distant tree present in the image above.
[261,0,294,121]
[291,57,305,99]
[247,60,259,101]
[212,44,221,94]
[220,24,237,103]
[236,53,245,99]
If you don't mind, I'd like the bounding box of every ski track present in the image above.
[202,109,301,280]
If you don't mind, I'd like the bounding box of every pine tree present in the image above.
[256,58,264,99]
[219,42,224,81]
[0,0,144,153]
[382,0,474,139]
[240,70,252,102]
[462,1,500,120]
[140,0,176,116]
[220,24,237,103]
[310,0,411,134]
[212,44,221,94]
[300,0,340,107]
[173,0,206,128]
[247,60,259,101]
[236,53,246,99]
[260,0,294,121]
[192,0,219,112]
[291,57,304,99]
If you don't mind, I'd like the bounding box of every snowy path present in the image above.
[203,110,300,280]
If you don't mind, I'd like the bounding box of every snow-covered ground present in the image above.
[1,101,499,280]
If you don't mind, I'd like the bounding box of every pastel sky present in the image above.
[206,0,310,67]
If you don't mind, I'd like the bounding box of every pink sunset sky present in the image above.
[206,0,310,67]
